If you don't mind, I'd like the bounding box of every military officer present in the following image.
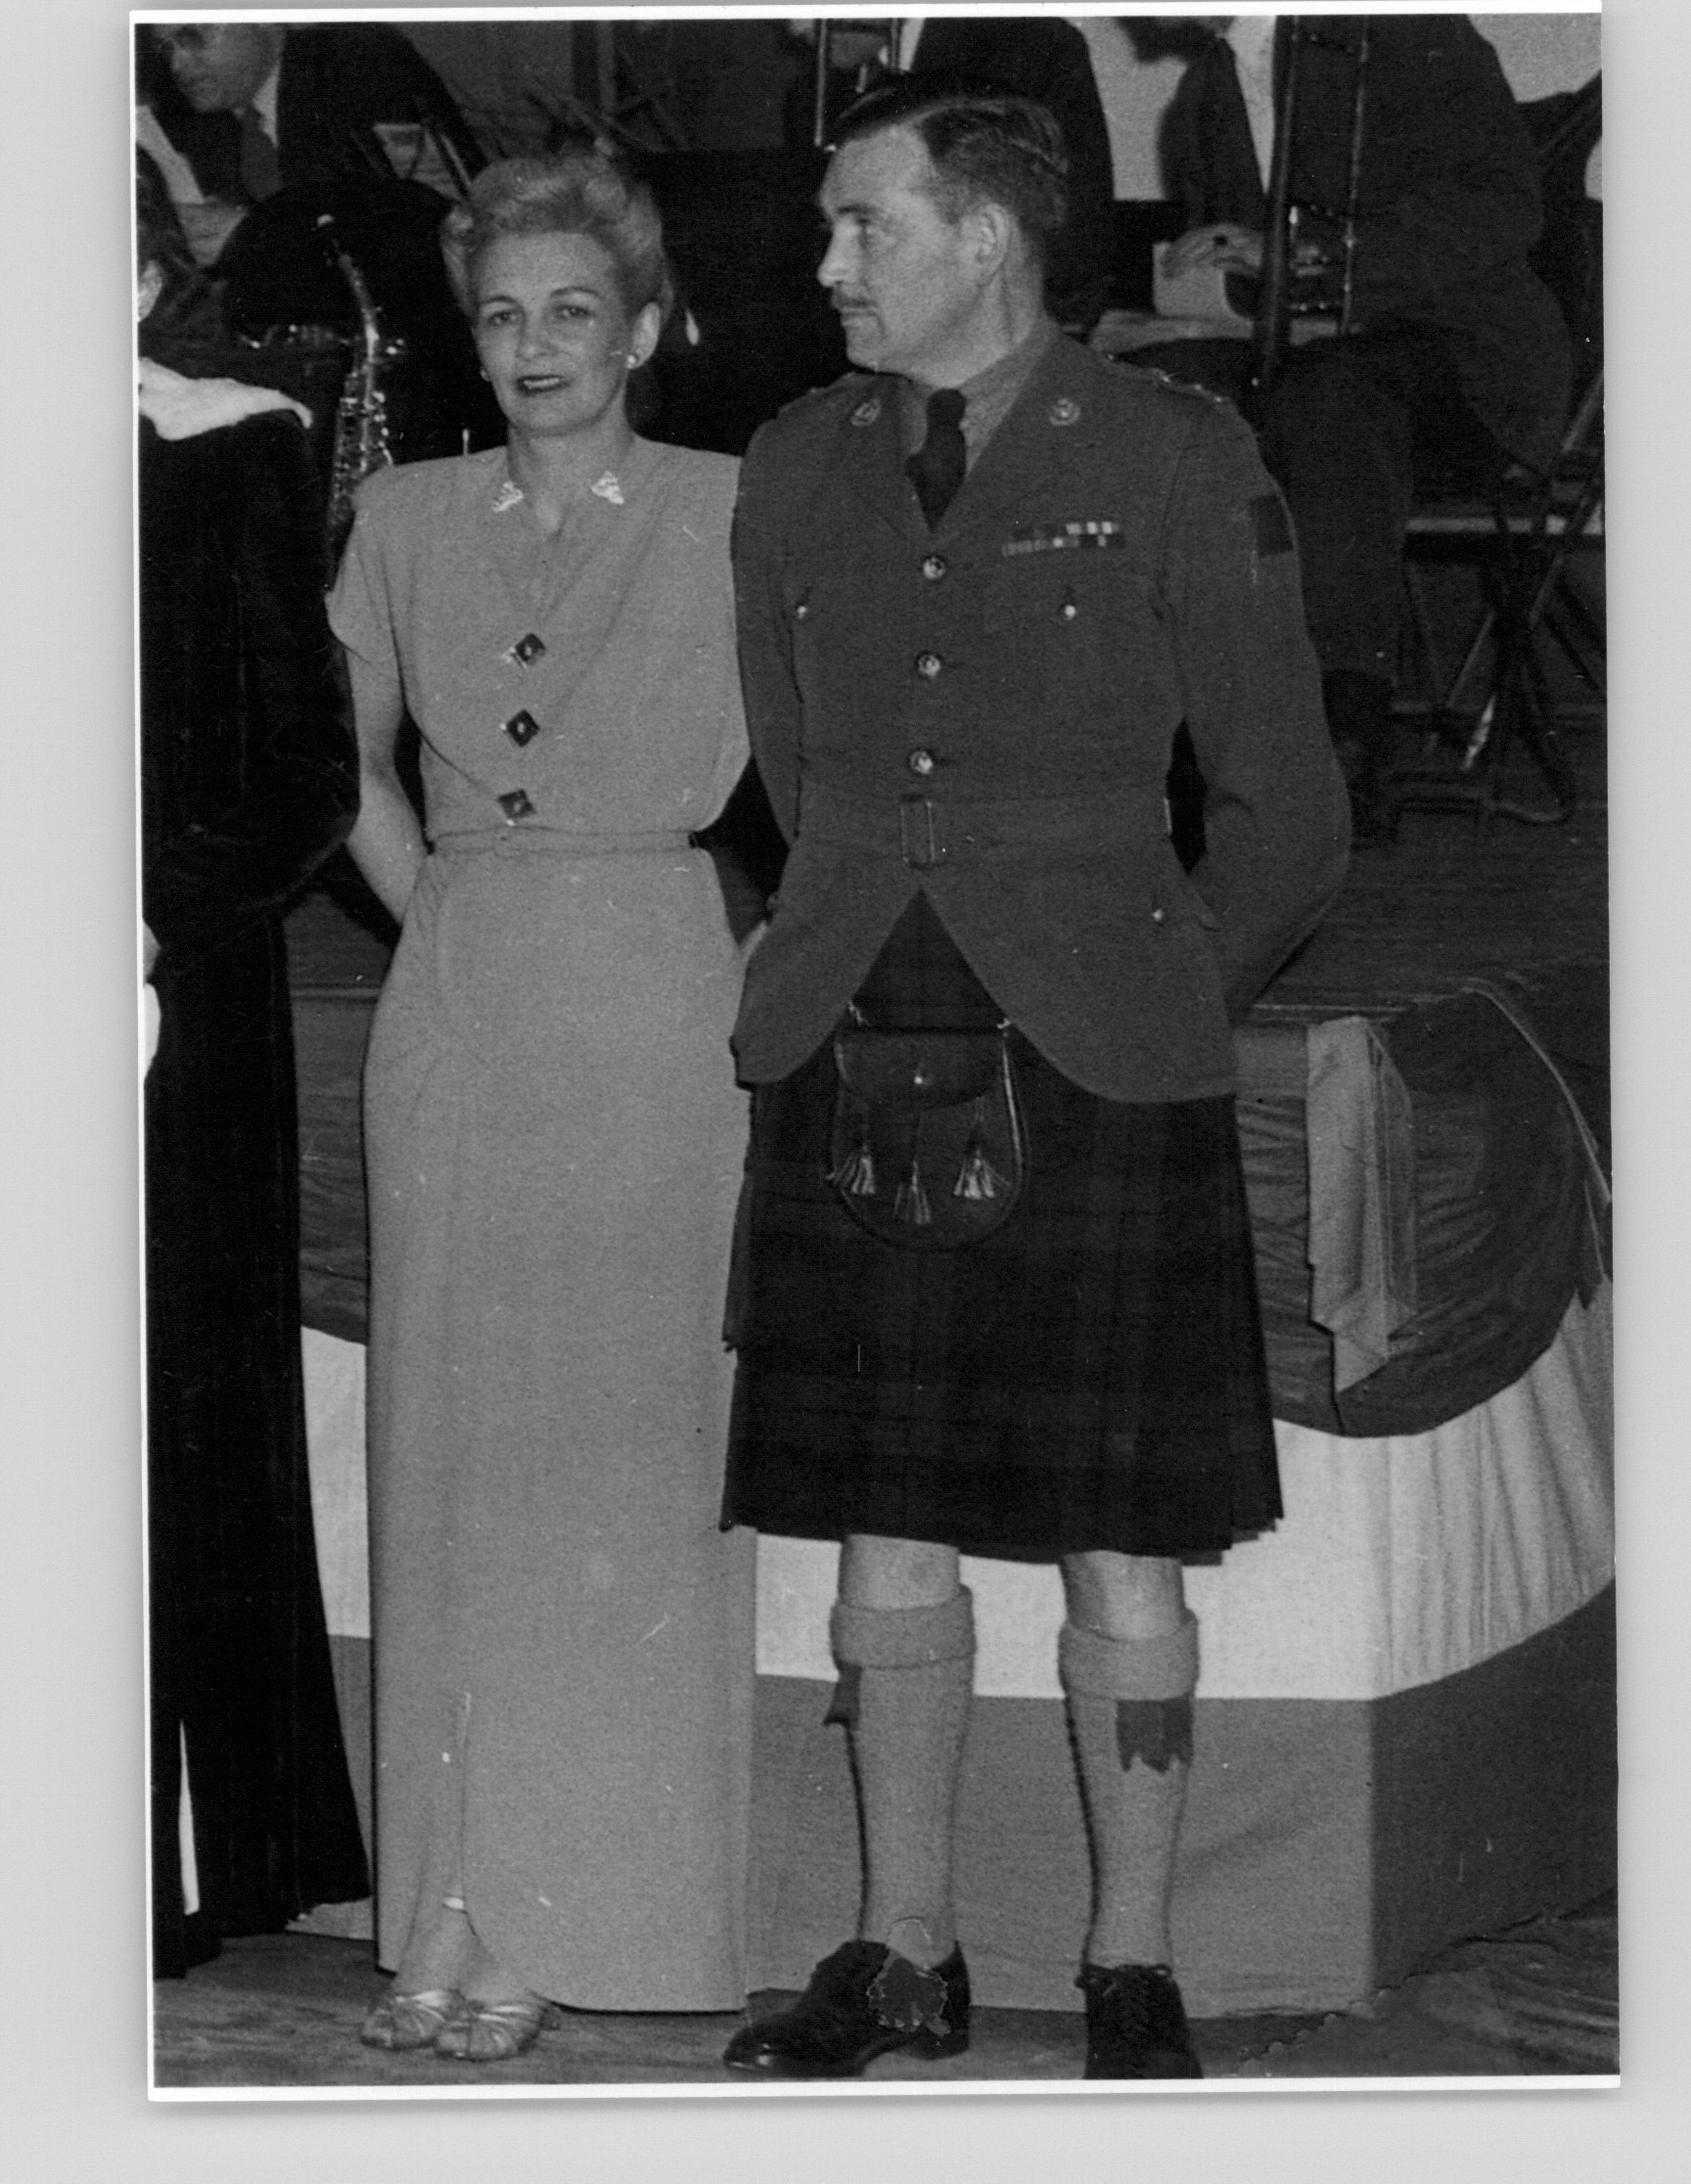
[720,78,1349,2081]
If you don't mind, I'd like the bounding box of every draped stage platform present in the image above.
[281,735,1613,2015]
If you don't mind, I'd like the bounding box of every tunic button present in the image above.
[922,554,947,580]
[1151,907,1166,923]
[915,652,942,679]
[907,748,937,778]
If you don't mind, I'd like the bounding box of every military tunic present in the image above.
[723,333,1348,1558]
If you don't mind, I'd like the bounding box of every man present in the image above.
[140,20,482,264]
[720,80,1348,2080]
[1136,15,1570,840]
[791,18,1116,332]
[138,22,492,458]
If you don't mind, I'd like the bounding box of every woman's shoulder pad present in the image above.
[352,450,489,518]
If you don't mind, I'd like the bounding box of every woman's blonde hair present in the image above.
[440,146,673,324]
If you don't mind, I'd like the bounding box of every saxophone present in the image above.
[317,213,400,554]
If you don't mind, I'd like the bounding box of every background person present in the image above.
[719,80,1348,2082]
[138,21,495,458]
[139,20,483,264]
[1131,15,1570,841]
[330,150,755,2063]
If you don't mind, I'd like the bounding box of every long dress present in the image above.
[328,437,755,2011]
[141,407,370,1976]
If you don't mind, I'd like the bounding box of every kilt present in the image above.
[722,898,1281,1561]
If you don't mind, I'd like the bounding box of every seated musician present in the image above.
[137,22,493,458]
[1122,16,1570,842]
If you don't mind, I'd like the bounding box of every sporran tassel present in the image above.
[894,1159,933,1227]
[954,1118,1010,1202]
[828,1117,878,1198]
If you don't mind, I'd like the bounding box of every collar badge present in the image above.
[1048,396,1081,427]
[850,397,883,428]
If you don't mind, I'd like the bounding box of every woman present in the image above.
[330,151,754,2061]
[139,166,370,1976]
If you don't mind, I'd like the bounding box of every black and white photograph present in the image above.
[117,0,1631,2121]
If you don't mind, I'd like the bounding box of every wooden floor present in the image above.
[152,1892,1616,2090]
[1265,754,1605,1012]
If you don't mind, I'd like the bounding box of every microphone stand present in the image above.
[811,22,833,149]
[1246,18,1304,425]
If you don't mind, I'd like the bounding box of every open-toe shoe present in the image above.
[434,1993,558,2063]
[359,1987,464,2051]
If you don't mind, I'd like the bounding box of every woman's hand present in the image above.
[343,653,427,926]
[1162,223,1266,280]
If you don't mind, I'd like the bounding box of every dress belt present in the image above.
[431,826,695,858]
[797,781,1170,870]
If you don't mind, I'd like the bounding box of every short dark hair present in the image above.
[831,77,1070,263]
[440,146,672,323]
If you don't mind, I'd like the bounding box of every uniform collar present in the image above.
[900,318,1058,468]
[841,327,1090,544]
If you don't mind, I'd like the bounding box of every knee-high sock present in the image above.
[1059,1614,1199,1971]
[829,1591,976,1967]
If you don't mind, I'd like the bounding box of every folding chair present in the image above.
[1395,74,1604,828]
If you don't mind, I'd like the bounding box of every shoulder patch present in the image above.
[1250,491,1295,558]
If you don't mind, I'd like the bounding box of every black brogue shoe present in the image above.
[1076,1961,1204,2079]
[723,1939,972,2079]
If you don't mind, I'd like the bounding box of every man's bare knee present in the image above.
[840,1533,963,1610]
[1060,1551,1186,1640]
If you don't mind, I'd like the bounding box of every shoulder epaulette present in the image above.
[757,371,879,436]
[1110,360,1238,413]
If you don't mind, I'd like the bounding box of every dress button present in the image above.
[922,554,947,580]
[915,652,942,679]
[907,748,937,778]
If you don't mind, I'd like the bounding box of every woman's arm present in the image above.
[344,651,427,924]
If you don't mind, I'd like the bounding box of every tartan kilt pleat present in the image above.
[721,1026,1282,1564]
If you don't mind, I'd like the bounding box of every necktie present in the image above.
[906,388,968,528]
[238,106,282,202]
